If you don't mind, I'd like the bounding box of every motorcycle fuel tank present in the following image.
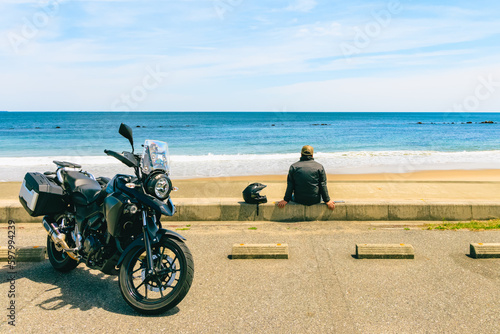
[104,193,128,237]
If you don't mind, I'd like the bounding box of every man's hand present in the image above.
[326,200,335,211]
[277,200,288,208]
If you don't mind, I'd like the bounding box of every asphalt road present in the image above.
[1,221,499,333]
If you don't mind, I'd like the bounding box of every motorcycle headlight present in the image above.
[146,173,172,200]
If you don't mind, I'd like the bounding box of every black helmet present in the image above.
[242,183,267,204]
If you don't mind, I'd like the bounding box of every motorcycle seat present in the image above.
[63,171,106,205]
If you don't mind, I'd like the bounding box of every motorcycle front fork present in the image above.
[142,211,155,276]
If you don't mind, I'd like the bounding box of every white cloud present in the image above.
[1,1,500,111]
[295,22,341,37]
[259,65,500,112]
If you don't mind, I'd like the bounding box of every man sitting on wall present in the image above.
[277,145,335,210]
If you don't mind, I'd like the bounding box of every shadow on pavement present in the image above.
[0,262,180,317]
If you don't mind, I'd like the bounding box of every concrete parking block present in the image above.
[305,203,347,221]
[389,203,430,220]
[356,243,415,259]
[429,203,472,221]
[220,202,257,221]
[0,247,10,261]
[231,243,289,259]
[178,204,221,221]
[0,246,46,262]
[16,246,46,262]
[258,203,305,222]
[347,203,388,221]
[471,204,500,220]
[469,243,500,259]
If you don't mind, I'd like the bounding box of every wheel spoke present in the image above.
[158,269,172,276]
[135,278,147,291]
[156,247,166,270]
[155,277,164,298]
[161,285,174,290]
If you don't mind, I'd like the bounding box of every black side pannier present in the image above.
[19,172,66,217]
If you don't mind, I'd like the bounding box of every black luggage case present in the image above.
[19,172,66,217]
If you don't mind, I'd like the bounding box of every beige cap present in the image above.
[301,145,314,156]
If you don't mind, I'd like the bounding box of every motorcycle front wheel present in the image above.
[118,237,194,315]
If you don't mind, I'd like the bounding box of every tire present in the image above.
[46,234,79,272]
[119,237,194,315]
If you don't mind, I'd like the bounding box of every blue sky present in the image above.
[1,0,500,111]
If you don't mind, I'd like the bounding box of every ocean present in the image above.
[1,112,499,181]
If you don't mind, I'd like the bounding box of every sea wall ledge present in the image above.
[1,201,499,223]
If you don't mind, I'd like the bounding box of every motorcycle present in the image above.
[18,123,194,314]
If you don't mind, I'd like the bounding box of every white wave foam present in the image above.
[1,150,499,181]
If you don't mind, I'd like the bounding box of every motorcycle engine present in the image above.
[84,234,103,256]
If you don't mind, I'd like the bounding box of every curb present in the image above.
[2,201,500,223]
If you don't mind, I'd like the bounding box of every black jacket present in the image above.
[284,156,331,205]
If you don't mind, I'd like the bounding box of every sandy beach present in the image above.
[3,169,500,203]
[191,169,500,182]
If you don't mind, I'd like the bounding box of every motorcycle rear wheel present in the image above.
[119,237,194,314]
[46,234,79,272]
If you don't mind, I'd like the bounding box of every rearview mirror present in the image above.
[119,123,134,152]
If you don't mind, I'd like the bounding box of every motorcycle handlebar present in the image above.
[104,149,138,168]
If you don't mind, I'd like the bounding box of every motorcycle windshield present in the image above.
[141,140,170,174]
